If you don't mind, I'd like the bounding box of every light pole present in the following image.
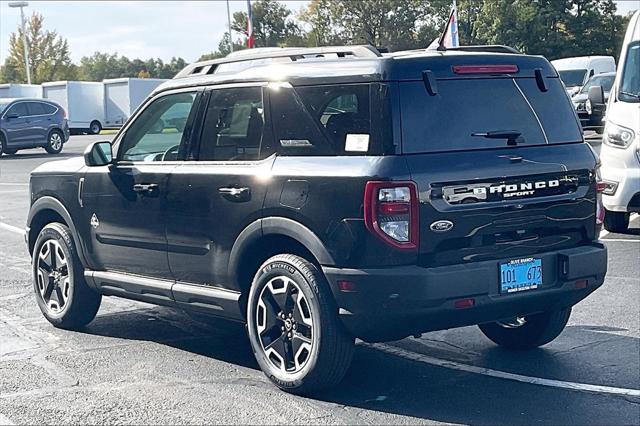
[226,0,233,53]
[8,1,32,84]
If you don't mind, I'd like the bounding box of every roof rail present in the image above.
[174,45,382,79]
[438,45,520,54]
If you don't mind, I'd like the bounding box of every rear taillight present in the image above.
[62,109,67,119]
[364,181,419,250]
[452,64,519,74]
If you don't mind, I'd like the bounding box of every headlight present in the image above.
[603,122,635,149]
[585,99,592,115]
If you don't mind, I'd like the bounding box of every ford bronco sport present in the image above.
[26,45,608,394]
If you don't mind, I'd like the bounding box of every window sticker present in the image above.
[280,139,312,147]
[345,134,369,152]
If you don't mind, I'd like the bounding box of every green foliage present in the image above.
[231,0,304,47]
[0,12,75,84]
[77,52,187,80]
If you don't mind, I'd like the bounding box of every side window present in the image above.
[297,84,371,154]
[119,92,197,162]
[42,103,57,114]
[7,103,28,117]
[198,87,265,161]
[269,85,334,156]
[27,102,46,116]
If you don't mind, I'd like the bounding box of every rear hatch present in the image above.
[398,54,598,267]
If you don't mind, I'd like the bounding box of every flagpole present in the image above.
[226,0,233,53]
[246,0,254,48]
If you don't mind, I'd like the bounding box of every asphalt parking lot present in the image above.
[0,134,638,425]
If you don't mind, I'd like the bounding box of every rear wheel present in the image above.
[0,134,6,156]
[247,254,354,394]
[33,223,101,329]
[478,308,571,350]
[89,120,102,135]
[44,130,64,154]
[603,209,630,233]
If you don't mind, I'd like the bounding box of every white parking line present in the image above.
[602,238,640,243]
[0,183,28,186]
[0,222,24,236]
[372,343,640,398]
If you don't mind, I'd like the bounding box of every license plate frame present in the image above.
[500,257,542,294]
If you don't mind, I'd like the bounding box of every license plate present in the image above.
[500,257,542,293]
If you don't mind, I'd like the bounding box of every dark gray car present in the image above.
[0,98,70,156]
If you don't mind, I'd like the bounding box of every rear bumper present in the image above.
[323,244,607,342]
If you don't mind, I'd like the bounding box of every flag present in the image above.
[246,0,255,48]
[443,1,459,48]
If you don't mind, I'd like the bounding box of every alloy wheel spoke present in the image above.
[42,278,55,301]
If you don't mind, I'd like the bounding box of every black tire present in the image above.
[595,127,604,135]
[89,120,102,135]
[44,130,64,154]
[247,254,354,394]
[603,209,630,233]
[0,134,6,156]
[4,149,17,155]
[478,308,571,350]
[33,223,101,329]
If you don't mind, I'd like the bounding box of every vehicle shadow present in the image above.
[81,305,640,425]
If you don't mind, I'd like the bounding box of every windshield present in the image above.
[400,77,582,153]
[580,74,615,94]
[619,41,640,103]
[558,69,587,87]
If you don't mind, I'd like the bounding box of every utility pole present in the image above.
[8,1,32,84]
[226,0,233,53]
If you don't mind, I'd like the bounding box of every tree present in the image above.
[231,0,303,47]
[299,0,437,51]
[78,53,188,80]
[0,12,75,84]
[473,0,628,60]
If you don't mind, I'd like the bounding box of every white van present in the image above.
[42,81,105,134]
[599,10,640,233]
[551,56,616,95]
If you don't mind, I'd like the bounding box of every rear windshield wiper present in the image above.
[471,130,523,146]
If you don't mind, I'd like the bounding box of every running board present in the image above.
[85,271,242,320]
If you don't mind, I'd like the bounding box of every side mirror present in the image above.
[84,141,113,167]
[5,113,19,119]
[588,85,605,105]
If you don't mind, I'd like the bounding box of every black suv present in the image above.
[26,45,608,394]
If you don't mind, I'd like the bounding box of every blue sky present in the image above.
[0,1,309,64]
[0,0,638,65]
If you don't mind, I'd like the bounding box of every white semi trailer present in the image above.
[42,81,105,134]
[103,78,167,128]
[0,83,42,98]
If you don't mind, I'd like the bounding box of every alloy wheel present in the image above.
[256,276,314,373]
[49,133,62,151]
[36,239,70,314]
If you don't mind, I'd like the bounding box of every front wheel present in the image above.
[603,209,630,233]
[33,223,102,329]
[44,130,64,154]
[478,308,571,350]
[247,254,354,394]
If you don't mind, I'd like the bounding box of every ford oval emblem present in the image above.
[430,220,454,232]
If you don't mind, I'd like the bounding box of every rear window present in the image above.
[400,78,582,154]
[558,69,587,87]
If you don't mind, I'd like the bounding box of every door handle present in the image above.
[133,183,159,195]
[218,186,250,201]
